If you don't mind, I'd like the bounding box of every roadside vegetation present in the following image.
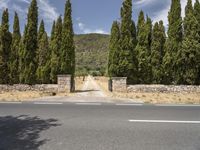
[0,0,75,85]
[108,0,200,85]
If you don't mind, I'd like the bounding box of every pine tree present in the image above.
[118,0,138,84]
[36,30,50,84]
[176,0,200,85]
[50,16,62,83]
[163,0,182,84]
[135,14,152,84]
[61,0,75,90]
[151,21,166,83]
[0,9,12,84]
[108,21,120,77]
[21,0,38,84]
[9,12,21,84]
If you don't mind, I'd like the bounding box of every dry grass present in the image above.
[0,91,55,101]
[75,76,85,91]
[95,76,200,104]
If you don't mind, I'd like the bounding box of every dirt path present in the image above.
[76,76,107,98]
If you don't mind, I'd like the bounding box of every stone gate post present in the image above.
[112,77,127,92]
[57,75,72,93]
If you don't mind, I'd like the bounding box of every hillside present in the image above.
[74,34,110,76]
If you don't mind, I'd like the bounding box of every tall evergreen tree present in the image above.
[20,0,38,84]
[194,0,200,84]
[0,9,12,84]
[130,20,137,49]
[61,0,75,90]
[151,21,166,83]
[163,0,182,84]
[50,16,62,83]
[50,21,56,45]
[19,25,27,83]
[118,0,138,84]
[146,16,152,54]
[37,20,45,42]
[137,11,145,36]
[10,12,21,84]
[135,14,152,84]
[108,21,120,77]
[36,30,50,84]
[176,0,200,85]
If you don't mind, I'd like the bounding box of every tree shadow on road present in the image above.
[0,115,61,150]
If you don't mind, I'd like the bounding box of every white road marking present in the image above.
[76,103,102,105]
[116,104,143,106]
[34,102,63,105]
[128,120,200,124]
[156,104,200,107]
[0,102,22,104]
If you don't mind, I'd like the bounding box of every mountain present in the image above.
[74,33,110,76]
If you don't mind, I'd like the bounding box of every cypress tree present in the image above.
[146,16,152,54]
[176,0,200,85]
[38,20,45,42]
[0,9,12,84]
[135,14,152,84]
[50,16,62,83]
[130,20,137,49]
[151,21,166,83]
[36,30,50,84]
[10,12,21,84]
[108,21,120,77]
[194,0,200,84]
[61,0,75,90]
[163,0,182,84]
[118,0,138,84]
[194,0,200,42]
[19,25,27,83]
[50,21,56,45]
[137,11,145,36]
[21,0,38,84]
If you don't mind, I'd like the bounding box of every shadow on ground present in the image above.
[0,115,61,150]
[74,90,99,93]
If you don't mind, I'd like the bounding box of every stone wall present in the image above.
[0,84,58,92]
[127,85,200,93]
[111,77,200,93]
[0,75,72,93]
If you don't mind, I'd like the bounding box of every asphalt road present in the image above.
[0,102,200,150]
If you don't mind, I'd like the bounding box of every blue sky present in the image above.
[0,0,192,35]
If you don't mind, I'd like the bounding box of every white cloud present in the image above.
[77,20,108,34]
[38,0,59,23]
[152,0,195,26]
[0,0,9,10]
[134,0,157,6]
[0,0,59,23]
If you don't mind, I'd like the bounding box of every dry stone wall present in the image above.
[111,77,200,93]
[0,75,72,93]
[127,85,200,93]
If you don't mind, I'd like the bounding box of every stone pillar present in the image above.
[57,75,72,93]
[112,77,127,92]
